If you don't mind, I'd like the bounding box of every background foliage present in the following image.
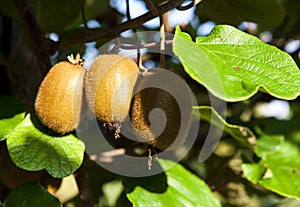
[0,0,300,206]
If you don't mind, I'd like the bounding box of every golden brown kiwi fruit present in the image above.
[34,55,86,134]
[84,54,139,136]
[130,69,192,151]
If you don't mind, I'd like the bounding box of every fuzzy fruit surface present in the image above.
[130,69,192,151]
[35,61,86,134]
[85,54,139,124]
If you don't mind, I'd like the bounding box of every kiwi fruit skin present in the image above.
[35,61,86,134]
[85,54,139,125]
[130,69,192,151]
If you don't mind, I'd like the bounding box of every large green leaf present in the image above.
[242,135,300,199]
[6,114,85,178]
[195,106,255,150]
[197,0,285,28]
[173,25,300,101]
[125,159,221,207]
[5,182,61,207]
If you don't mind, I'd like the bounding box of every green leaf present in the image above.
[197,0,285,28]
[125,159,221,207]
[173,25,300,101]
[255,135,284,159]
[30,0,81,32]
[0,113,25,141]
[6,114,85,178]
[195,106,256,150]
[242,163,265,184]
[5,182,61,207]
[242,135,300,199]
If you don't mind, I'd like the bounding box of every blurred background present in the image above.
[0,0,300,206]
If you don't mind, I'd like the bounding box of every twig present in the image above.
[74,165,94,207]
[125,0,141,67]
[78,0,88,54]
[159,16,166,68]
[58,0,185,50]
[120,40,173,50]
[209,160,229,188]
[13,0,54,75]
[145,0,159,15]
[81,0,88,31]
[212,171,243,192]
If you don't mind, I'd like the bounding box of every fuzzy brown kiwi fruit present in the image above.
[34,54,86,134]
[84,54,139,137]
[130,69,192,151]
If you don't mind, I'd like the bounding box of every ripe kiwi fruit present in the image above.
[84,54,139,137]
[34,54,86,134]
[130,69,192,151]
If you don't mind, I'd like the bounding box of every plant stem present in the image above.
[58,0,185,50]
[74,165,94,207]
[13,0,55,76]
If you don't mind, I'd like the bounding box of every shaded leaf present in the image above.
[30,0,81,32]
[173,25,300,101]
[0,1,20,23]
[242,135,300,199]
[0,96,24,119]
[5,182,61,207]
[197,0,285,28]
[195,106,255,150]
[125,159,221,207]
[6,114,85,178]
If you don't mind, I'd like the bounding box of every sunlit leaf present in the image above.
[125,159,221,207]
[173,25,300,101]
[0,113,25,141]
[242,135,300,199]
[6,114,85,178]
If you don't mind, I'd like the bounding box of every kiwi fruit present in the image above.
[34,54,86,134]
[130,69,192,151]
[84,54,139,136]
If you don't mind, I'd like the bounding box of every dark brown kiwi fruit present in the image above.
[34,55,86,134]
[84,54,139,135]
[130,69,192,151]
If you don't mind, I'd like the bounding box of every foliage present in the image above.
[125,159,221,207]
[0,0,300,206]
[173,25,300,101]
[5,113,85,178]
[243,134,300,199]
[5,182,61,207]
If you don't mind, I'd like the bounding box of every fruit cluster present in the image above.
[35,54,192,151]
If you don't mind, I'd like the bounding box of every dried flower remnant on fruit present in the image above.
[103,122,121,139]
[67,53,85,66]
